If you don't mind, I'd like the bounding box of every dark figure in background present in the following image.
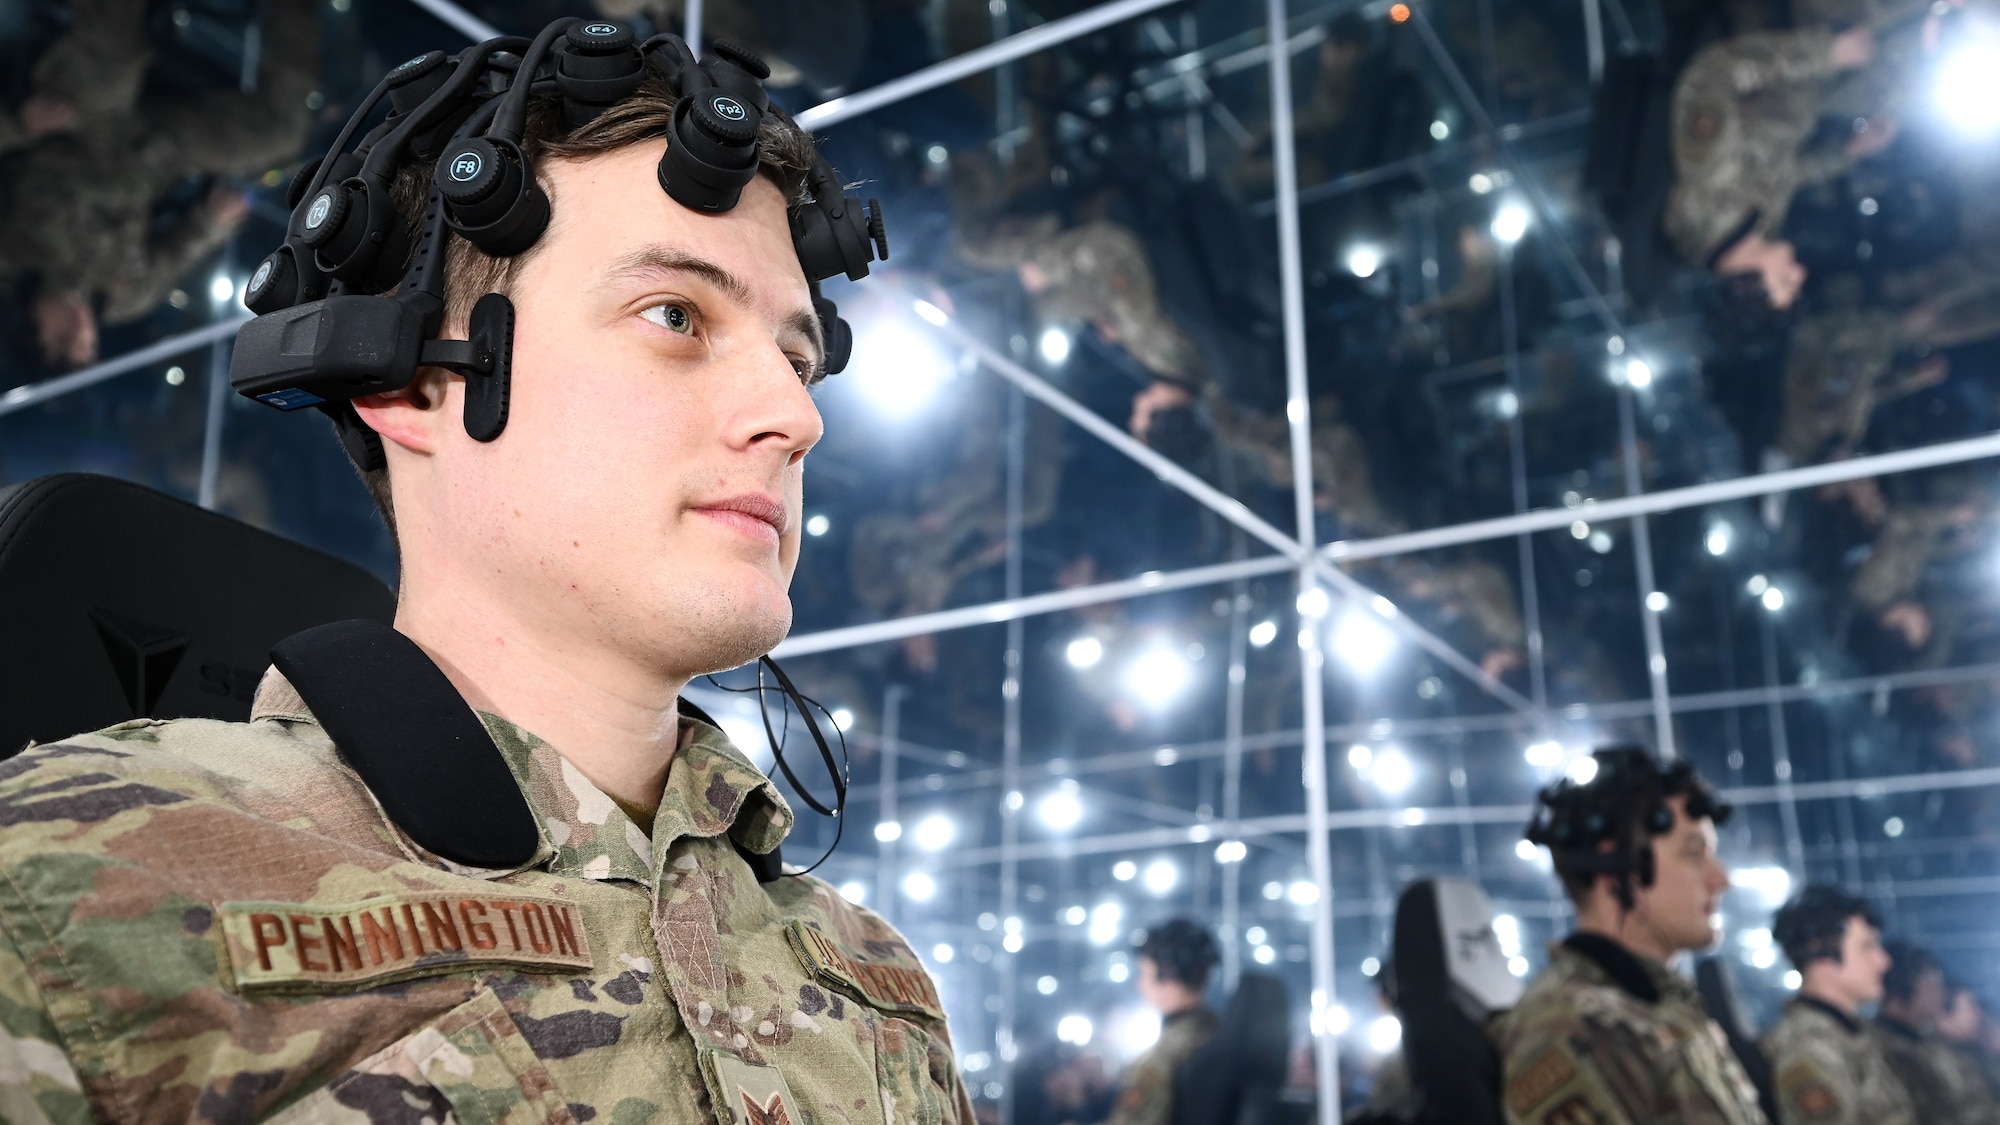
[1494,747,1763,1125]
[1107,919,1222,1125]
[1763,886,1914,1125]
[1874,944,2000,1125]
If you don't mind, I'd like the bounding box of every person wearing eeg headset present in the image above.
[1493,746,1767,1125]
[0,22,976,1125]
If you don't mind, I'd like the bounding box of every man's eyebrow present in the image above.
[606,245,823,367]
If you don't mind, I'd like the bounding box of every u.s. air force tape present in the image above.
[218,891,593,992]
[786,920,943,1020]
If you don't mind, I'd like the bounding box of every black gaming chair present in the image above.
[1695,956,1780,1124]
[1172,971,1292,1125]
[0,474,395,756]
[1389,877,1524,1125]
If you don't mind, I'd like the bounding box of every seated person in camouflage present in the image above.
[1874,944,2000,1125]
[1763,886,1914,1125]
[0,42,971,1125]
[1493,747,1765,1125]
[1104,920,1221,1125]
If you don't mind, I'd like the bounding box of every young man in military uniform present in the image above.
[1763,886,1914,1125]
[1874,944,2000,1125]
[0,37,972,1125]
[1103,920,1222,1125]
[1493,747,1766,1125]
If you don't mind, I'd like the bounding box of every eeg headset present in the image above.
[1524,746,1732,910]
[229,18,887,474]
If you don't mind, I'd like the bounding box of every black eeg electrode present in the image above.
[231,17,887,453]
[1523,745,1732,910]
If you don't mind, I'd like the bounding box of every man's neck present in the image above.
[1800,979,1859,1017]
[1574,911,1675,964]
[394,585,689,818]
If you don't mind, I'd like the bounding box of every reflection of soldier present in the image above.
[0,0,317,364]
[1107,920,1220,1125]
[1764,886,1916,1125]
[0,0,153,153]
[1874,945,2000,1125]
[1665,25,1885,303]
[1496,748,1762,1125]
[1774,309,1945,465]
[1937,986,2000,1106]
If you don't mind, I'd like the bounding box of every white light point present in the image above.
[1492,913,1521,957]
[1246,926,1267,945]
[1116,1010,1162,1056]
[1706,523,1732,556]
[1297,588,1330,618]
[1625,359,1653,389]
[1088,902,1124,945]
[1056,1015,1093,1045]
[901,872,937,901]
[1214,839,1247,863]
[1370,748,1413,794]
[831,708,856,732]
[1491,200,1531,244]
[912,814,956,852]
[1885,817,1905,837]
[1645,591,1669,613]
[1248,620,1279,647]
[1108,962,1130,982]
[1065,636,1104,669]
[1039,327,1071,364]
[1784,970,1802,990]
[1322,1004,1352,1036]
[1508,956,1529,977]
[1262,881,1284,901]
[1038,785,1084,831]
[1430,119,1450,140]
[1287,880,1321,906]
[1036,976,1058,995]
[1142,859,1179,896]
[1515,839,1541,862]
[912,299,949,326]
[875,821,903,843]
[1762,586,1786,612]
[1934,39,2000,139]
[1751,947,1777,969]
[210,274,236,303]
[1747,574,1769,596]
[1361,956,1381,977]
[1346,245,1382,279]
[1253,945,1277,964]
[1123,645,1193,710]
[1062,905,1087,925]
[1331,609,1397,676]
[805,514,831,537]
[1732,865,1792,902]
[1566,756,1599,784]
[1112,860,1137,882]
[1368,1015,1403,1054]
[1525,740,1564,768]
[848,314,956,418]
[1347,744,1374,771]
[1003,933,1024,953]
[838,881,867,904]
[933,943,955,963]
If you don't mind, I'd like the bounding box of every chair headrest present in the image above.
[0,474,395,754]
[1393,876,1524,1017]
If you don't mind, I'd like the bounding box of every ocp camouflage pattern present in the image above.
[1762,999,1914,1125]
[0,670,974,1125]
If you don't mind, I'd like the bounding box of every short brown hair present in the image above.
[359,74,821,535]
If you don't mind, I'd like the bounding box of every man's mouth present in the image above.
[690,493,787,544]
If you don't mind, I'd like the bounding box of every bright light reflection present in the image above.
[1934,40,2000,138]
[1515,839,1541,862]
[1089,902,1124,945]
[1733,865,1792,902]
[1645,591,1669,613]
[1508,956,1529,977]
[848,314,956,417]
[1113,860,1137,881]
[1566,756,1599,784]
[1249,620,1279,647]
[1123,645,1193,709]
[1784,970,1802,990]
[901,872,937,901]
[1038,786,1084,831]
[912,814,956,852]
[1625,359,1654,388]
[1065,636,1103,668]
[1331,609,1397,675]
[1116,1010,1162,1057]
[831,708,856,731]
[1762,586,1787,612]
[1345,244,1382,278]
[1214,839,1247,863]
[1491,200,1531,244]
[1706,523,1732,556]
[1287,880,1321,905]
[1056,1015,1093,1045]
[838,881,867,903]
[1322,1005,1352,1035]
[1368,1015,1403,1054]
[1039,327,1071,364]
[1297,588,1330,617]
[1143,859,1179,895]
[875,821,903,843]
[912,299,948,326]
[933,943,955,963]
[1525,740,1564,767]
[1253,944,1276,964]
[1370,748,1414,794]
[210,274,236,303]
[1348,744,1374,770]
[1036,976,1058,995]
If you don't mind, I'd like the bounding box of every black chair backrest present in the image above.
[1695,956,1781,1125]
[1392,877,1522,1125]
[1172,971,1291,1125]
[0,474,395,756]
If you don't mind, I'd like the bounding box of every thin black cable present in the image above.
[701,660,851,876]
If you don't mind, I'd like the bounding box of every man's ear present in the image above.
[351,365,456,456]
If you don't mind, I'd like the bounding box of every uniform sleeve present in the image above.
[1687,28,1838,97]
[1500,1022,1644,1125]
[97,205,235,325]
[1103,1044,1179,1125]
[0,911,92,1125]
[1771,1045,1865,1125]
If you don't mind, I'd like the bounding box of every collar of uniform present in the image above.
[1875,1014,1925,1042]
[1559,933,1672,1005]
[1793,996,1864,1035]
[649,708,792,865]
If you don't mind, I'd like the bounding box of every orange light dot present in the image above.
[1390,3,1411,21]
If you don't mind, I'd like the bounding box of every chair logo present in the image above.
[89,607,189,718]
[450,152,483,182]
[712,95,747,121]
[305,193,332,229]
[584,22,618,35]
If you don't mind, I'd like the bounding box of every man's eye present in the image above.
[641,303,693,334]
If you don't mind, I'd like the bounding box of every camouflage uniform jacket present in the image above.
[1665,28,1850,264]
[0,671,973,1125]
[1492,935,1766,1125]
[1761,998,1914,1125]
[1103,1007,1217,1125]
[1873,1017,2000,1125]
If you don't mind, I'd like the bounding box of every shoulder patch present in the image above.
[1777,1062,1839,1120]
[1507,1045,1579,1115]
[786,920,944,1020]
[218,891,592,992]
[1544,1097,1607,1125]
